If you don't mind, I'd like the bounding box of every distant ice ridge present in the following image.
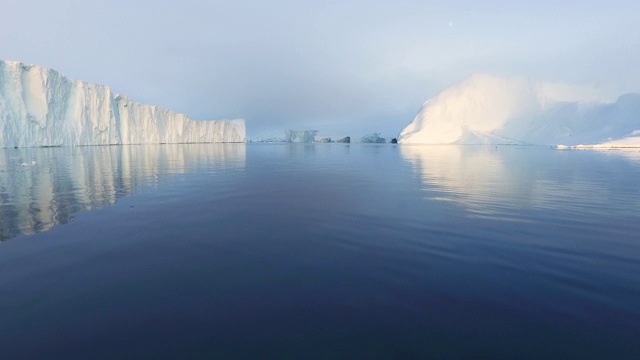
[398,75,640,146]
[0,60,245,148]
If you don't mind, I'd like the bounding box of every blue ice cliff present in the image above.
[0,60,245,147]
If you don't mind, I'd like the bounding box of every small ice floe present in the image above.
[19,160,36,167]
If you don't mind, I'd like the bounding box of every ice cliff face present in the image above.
[0,60,245,147]
[398,75,640,146]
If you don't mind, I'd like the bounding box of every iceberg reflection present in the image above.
[400,145,640,220]
[0,144,245,242]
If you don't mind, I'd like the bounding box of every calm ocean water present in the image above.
[1,143,639,359]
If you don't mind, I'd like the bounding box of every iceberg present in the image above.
[398,75,640,146]
[0,60,245,148]
[285,130,317,143]
[359,133,387,143]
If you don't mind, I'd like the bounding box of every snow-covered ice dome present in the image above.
[398,75,640,147]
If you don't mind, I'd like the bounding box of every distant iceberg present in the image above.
[0,60,245,148]
[359,133,386,143]
[398,75,640,146]
[285,130,317,143]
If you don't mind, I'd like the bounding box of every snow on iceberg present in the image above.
[398,75,640,146]
[0,60,245,148]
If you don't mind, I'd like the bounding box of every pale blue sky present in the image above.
[2,0,639,137]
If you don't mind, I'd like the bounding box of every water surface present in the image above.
[1,144,639,359]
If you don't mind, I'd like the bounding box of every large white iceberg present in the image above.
[0,60,245,148]
[398,75,640,146]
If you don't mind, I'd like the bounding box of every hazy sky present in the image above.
[2,0,639,137]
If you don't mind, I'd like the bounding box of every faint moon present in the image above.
[448,21,453,27]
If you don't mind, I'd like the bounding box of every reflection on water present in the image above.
[572,148,640,162]
[0,144,245,242]
[400,145,640,220]
[1,143,639,358]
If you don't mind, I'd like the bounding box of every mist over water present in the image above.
[1,144,639,358]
